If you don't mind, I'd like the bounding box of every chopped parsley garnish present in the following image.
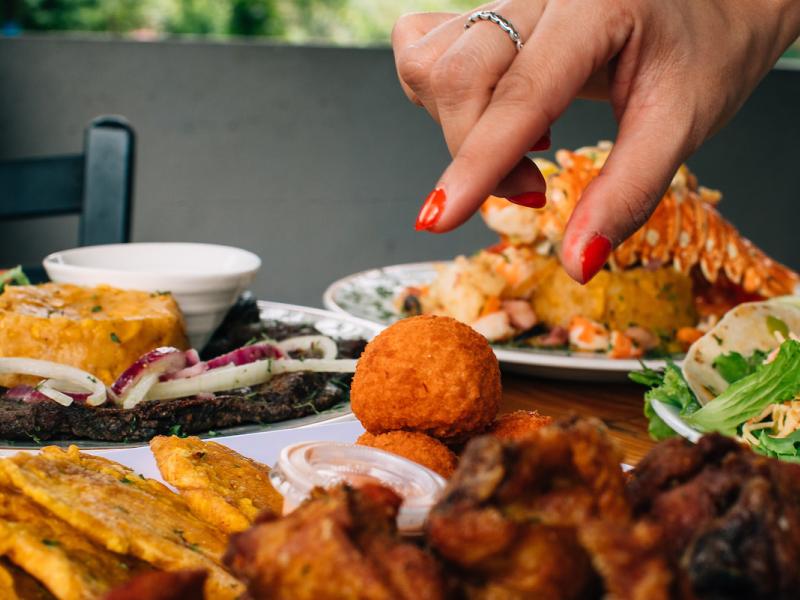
[110,332,121,344]
[91,305,103,313]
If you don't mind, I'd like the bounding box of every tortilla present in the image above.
[151,436,283,534]
[0,447,244,600]
[683,297,800,404]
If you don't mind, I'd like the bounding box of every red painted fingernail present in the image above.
[415,188,446,231]
[529,128,551,152]
[581,233,612,283]
[507,192,546,208]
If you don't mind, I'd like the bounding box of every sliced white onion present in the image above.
[0,358,107,406]
[37,384,75,407]
[120,372,161,410]
[145,358,357,401]
[276,336,338,360]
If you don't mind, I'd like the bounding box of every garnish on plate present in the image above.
[632,297,800,461]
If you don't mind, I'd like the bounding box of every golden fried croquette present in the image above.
[488,410,553,442]
[351,316,501,441]
[357,431,457,478]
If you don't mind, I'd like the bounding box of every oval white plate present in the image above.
[0,301,381,451]
[650,399,702,443]
[324,262,678,382]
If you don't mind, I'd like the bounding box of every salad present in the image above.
[633,296,800,462]
[0,266,29,293]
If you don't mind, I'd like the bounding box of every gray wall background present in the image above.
[1,36,798,306]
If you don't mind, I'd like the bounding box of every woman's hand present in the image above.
[393,0,800,282]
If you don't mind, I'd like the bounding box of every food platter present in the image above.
[0,301,381,451]
[324,262,674,381]
[0,416,365,463]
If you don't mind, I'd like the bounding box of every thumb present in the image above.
[559,107,690,283]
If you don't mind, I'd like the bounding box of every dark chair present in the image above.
[0,115,135,281]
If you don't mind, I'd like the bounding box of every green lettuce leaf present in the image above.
[686,339,800,436]
[712,349,767,384]
[753,429,800,463]
[631,362,701,441]
[0,266,29,293]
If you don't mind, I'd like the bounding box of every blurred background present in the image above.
[1,1,799,305]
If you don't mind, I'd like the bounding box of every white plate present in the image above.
[0,302,381,451]
[0,418,366,470]
[323,262,676,381]
[650,399,702,443]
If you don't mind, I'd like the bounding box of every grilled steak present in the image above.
[0,302,367,443]
[0,372,352,442]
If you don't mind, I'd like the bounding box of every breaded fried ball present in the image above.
[357,431,458,478]
[351,315,501,441]
[488,410,553,442]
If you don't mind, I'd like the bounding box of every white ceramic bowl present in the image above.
[43,243,261,348]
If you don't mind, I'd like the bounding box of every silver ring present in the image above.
[464,10,524,52]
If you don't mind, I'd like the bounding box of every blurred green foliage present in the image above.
[7,0,475,43]
[8,0,800,53]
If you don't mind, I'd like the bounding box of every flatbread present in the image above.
[0,486,140,600]
[151,436,283,533]
[683,297,800,404]
[0,447,244,600]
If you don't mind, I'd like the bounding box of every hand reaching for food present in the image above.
[393,0,800,282]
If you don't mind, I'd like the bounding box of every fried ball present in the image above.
[488,410,553,442]
[351,315,501,441]
[357,431,458,478]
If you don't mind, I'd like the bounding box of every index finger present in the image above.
[419,1,632,232]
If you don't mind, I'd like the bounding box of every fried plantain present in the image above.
[0,486,144,600]
[150,436,282,533]
[0,447,244,600]
[0,557,56,600]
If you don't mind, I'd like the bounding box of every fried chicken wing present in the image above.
[0,485,146,600]
[104,569,207,600]
[427,417,672,599]
[225,484,445,600]
[628,434,800,599]
[0,447,244,600]
[150,435,283,533]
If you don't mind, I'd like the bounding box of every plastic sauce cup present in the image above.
[269,441,447,535]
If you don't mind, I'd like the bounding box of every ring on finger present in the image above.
[464,10,524,51]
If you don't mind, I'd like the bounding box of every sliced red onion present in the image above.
[111,347,191,409]
[146,358,357,402]
[0,358,106,406]
[276,336,338,360]
[206,342,285,369]
[4,385,50,404]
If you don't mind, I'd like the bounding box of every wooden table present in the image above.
[499,373,655,465]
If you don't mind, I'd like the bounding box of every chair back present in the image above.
[0,115,135,246]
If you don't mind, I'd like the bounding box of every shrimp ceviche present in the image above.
[398,143,798,358]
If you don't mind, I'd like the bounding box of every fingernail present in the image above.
[507,192,546,208]
[581,233,612,283]
[529,128,552,152]
[415,188,446,231]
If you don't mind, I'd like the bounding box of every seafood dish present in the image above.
[0,288,366,443]
[633,296,800,461]
[398,142,799,358]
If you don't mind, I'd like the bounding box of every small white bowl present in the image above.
[43,243,261,348]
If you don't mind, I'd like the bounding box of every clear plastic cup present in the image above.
[269,441,447,535]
